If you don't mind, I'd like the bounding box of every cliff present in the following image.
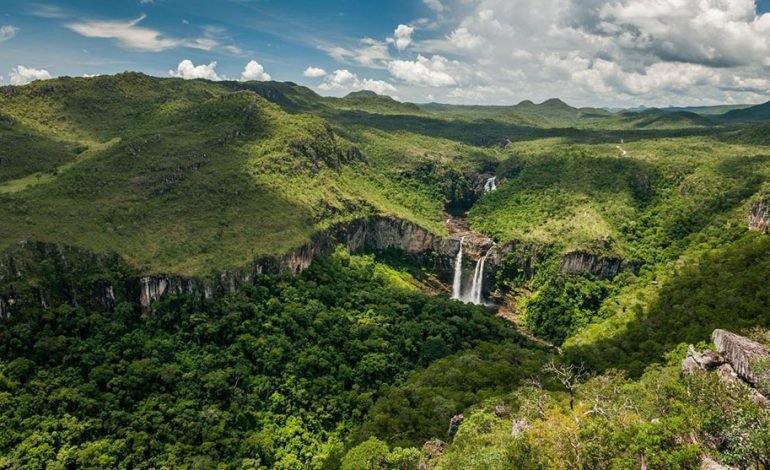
[558,251,624,278]
[0,216,461,315]
[748,198,769,232]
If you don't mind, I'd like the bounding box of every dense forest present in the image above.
[1,74,770,468]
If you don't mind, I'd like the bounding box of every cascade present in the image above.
[467,252,489,305]
[484,177,497,192]
[451,237,465,300]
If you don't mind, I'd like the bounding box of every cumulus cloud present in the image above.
[448,27,483,50]
[392,24,414,51]
[241,60,271,81]
[9,65,52,85]
[318,69,397,95]
[387,55,459,87]
[303,66,327,78]
[322,38,391,68]
[0,25,19,42]
[169,60,221,80]
[412,0,770,105]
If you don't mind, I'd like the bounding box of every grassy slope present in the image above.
[0,74,500,275]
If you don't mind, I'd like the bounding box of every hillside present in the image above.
[0,74,499,275]
[721,100,770,121]
[1,73,770,469]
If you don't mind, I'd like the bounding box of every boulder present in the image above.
[682,345,725,374]
[712,329,770,386]
[701,456,737,470]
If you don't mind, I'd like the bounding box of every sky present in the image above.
[1,0,770,107]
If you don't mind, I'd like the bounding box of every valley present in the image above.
[1,74,770,469]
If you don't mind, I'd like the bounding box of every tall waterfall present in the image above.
[468,253,488,305]
[452,237,489,305]
[484,177,497,192]
[451,237,465,300]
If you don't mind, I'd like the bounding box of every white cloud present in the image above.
[303,66,327,78]
[318,69,397,95]
[448,27,483,50]
[423,0,445,12]
[0,25,19,42]
[387,54,458,87]
[67,14,181,51]
[66,14,241,54]
[392,24,414,51]
[169,60,221,81]
[321,38,391,68]
[241,60,271,81]
[9,65,52,86]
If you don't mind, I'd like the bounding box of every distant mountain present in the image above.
[421,98,610,125]
[330,90,423,114]
[720,100,770,122]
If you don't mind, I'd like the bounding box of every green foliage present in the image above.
[0,248,528,467]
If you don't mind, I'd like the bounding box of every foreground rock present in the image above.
[683,329,770,408]
[712,329,770,386]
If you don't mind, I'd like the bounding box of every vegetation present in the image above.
[0,248,538,468]
[2,74,770,468]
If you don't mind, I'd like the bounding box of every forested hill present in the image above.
[1,73,770,469]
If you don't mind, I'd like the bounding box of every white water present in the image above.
[468,253,488,305]
[452,237,489,305]
[451,237,465,300]
[484,177,497,192]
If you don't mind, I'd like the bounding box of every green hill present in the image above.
[0,73,498,275]
[721,100,770,121]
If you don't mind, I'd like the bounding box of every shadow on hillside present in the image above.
[323,110,718,147]
[563,234,770,377]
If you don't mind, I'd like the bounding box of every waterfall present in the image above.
[468,252,488,305]
[451,237,465,300]
[484,177,497,192]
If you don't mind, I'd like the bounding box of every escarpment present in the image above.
[748,198,769,232]
[0,216,462,315]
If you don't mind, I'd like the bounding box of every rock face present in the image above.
[712,329,770,386]
[558,251,623,278]
[0,216,462,315]
[419,439,448,470]
[683,329,770,408]
[447,414,464,438]
[748,198,769,232]
[682,345,725,375]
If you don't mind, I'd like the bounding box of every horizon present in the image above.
[1,0,770,108]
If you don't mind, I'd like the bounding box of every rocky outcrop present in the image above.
[682,345,725,375]
[683,329,770,408]
[558,251,623,278]
[748,198,769,232]
[447,414,464,438]
[1,216,462,315]
[712,329,770,386]
[419,439,448,470]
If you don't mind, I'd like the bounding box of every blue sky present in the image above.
[2,0,770,106]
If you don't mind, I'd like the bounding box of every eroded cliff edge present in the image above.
[0,216,463,317]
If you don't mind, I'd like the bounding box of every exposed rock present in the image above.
[493,404,512,418]
[511,418,529,438]
[447,414,464,438]
[682,345,725,375]
[558,251,623,278]
[1,216,463,316]
[748,198,770,232]
[701,456,737,470]
[712,329,770,386]
[419,439,448,470]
